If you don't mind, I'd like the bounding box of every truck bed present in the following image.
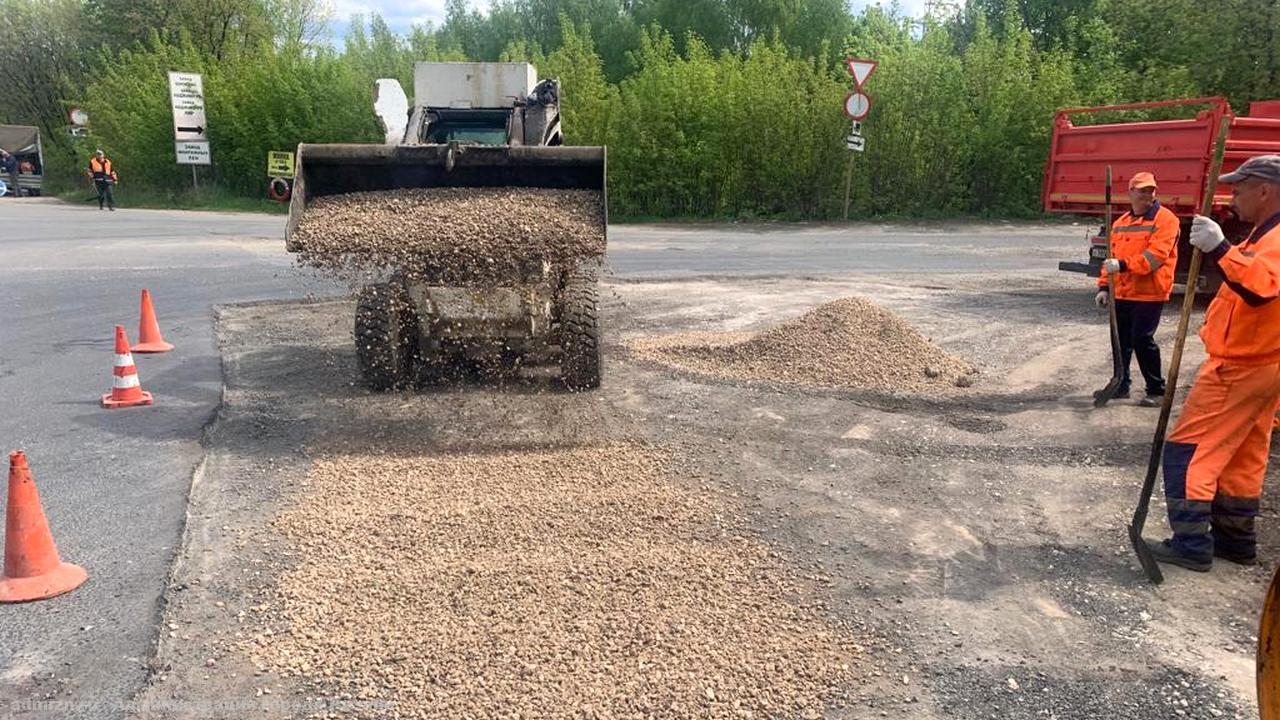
[1043,97,1280,220]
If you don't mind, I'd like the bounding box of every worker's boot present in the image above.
[1145,539,1212,572]
[1212,496,1259,565]
[1159,488,1214,571]
[1092,384,1129,402]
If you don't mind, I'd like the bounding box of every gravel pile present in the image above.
[630,296,976,392]
[291,187,605,281]
[248,444,855,718]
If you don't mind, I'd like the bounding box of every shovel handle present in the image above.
[1133,115,1231,533]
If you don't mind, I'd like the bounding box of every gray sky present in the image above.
[328,0,931,38]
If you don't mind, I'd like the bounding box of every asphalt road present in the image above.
[0,199,1086,719]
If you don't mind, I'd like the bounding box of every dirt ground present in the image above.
[131,270,1278,720]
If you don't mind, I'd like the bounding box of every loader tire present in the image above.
[558,271,601,391]
[354,283,418,391]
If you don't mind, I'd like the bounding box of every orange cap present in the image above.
[1129,172,1158,190]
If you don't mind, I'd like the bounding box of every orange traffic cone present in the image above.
[102,325,154,409]
[133,289,173,353]
[0,451,87,603]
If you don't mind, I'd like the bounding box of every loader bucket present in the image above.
[285,143,607,251]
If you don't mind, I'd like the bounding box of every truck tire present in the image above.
[354,283,418,391]
[558,270,601,391]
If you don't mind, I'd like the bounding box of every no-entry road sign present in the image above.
[844,91,872,121]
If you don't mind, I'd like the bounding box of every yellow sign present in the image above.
[266,151,295,178]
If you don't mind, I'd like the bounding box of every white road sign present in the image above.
[843,92,871,121]
[845,58,878,88]
[168,71,208,142]
[846,134,866,152]
[175,140,211,165]
[172,109,207,142]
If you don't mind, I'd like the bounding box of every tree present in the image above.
[0,0,93,182]
[267,0,332,48]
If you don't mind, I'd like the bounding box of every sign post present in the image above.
[841,58,877,220]
[168,71,210,191]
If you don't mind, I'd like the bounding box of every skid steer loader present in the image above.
[284,62,606,390]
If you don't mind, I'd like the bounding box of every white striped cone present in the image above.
[102,325,153,409]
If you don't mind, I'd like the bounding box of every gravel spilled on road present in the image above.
[291,187,605,281]
[629,296,976,392]
[248,444,856,718]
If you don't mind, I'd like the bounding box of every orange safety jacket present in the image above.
[1097,201,1180,301]
[1201,211,1280,364]
[89,157,117,181]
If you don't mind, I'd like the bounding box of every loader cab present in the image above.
[421,109,512,146]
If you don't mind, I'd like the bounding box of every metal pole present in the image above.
[191,165,198,193]
[842,153,854,221]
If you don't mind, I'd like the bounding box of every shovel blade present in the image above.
[1128,522,1165,584]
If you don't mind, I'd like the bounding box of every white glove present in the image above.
[1095,289,1109,308]
[1103,258,1122,274]
[1190,215,1226,253]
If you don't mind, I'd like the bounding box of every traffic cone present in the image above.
[102,325,154,409]
[133,289,173,353]
[0,451,87,603]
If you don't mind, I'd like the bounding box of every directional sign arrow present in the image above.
[177,125,205,134]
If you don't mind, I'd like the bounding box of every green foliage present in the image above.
[9,0,1280,218]
[79,32,376,201]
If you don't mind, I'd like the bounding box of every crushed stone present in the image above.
[629,296,976,392]
[291,187,605,282]
[247,444,857,718]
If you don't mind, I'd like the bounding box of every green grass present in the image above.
[57,184,288,214]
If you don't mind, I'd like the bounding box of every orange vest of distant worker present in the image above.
[1097,201,1181,302]
[1200,212,1280,364]
[89,156,115,180]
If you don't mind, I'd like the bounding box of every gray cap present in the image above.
[1220,154,1280,184]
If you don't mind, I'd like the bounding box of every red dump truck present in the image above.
[1048,96,1280,291]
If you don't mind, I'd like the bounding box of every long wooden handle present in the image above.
[1133,114,1231,529]
[1157,115,1231,425]
[1106,165,1122,373]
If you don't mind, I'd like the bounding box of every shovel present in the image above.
[1094,166,1125,407]
[1127,115,1231,584]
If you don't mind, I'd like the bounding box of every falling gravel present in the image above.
[630,296,976,392]
[291,187,606,281]
[248,444,857,718]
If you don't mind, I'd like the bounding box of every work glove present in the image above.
[1094,289,1109,308]
[1103,258,1122,274]
[1190,215,1226,253]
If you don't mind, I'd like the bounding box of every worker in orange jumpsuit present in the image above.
[1148,155,1280,571]
[1094,172,1181,406]
[88,149,118,211]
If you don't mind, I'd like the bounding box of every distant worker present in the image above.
[1148,155,1280,571]
[0,149,19,198]
[1094,171,1180,406]
[88,149,117,211]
